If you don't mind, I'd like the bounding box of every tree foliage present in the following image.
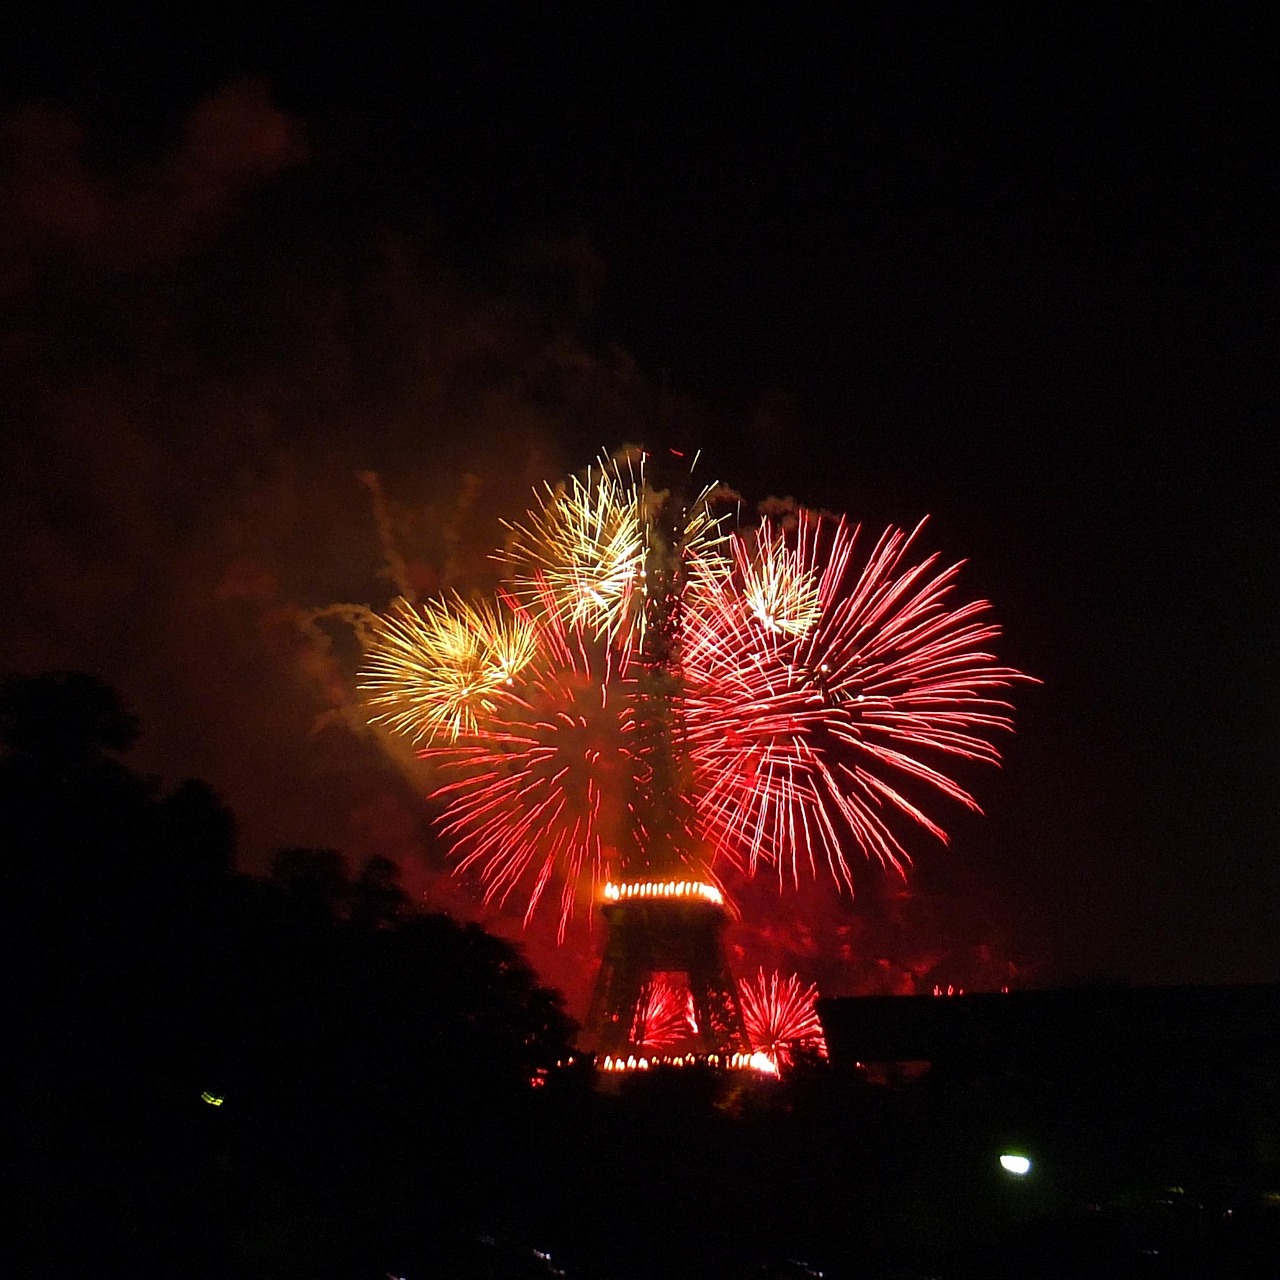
[3,671,575,1278]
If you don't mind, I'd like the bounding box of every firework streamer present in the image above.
[631,980,697,1052]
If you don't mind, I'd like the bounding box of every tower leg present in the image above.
[585,897,748,1059]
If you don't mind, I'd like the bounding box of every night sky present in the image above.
[2,6,1275,992]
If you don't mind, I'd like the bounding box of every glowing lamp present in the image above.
[200,1091,224,1107]
[999,1153,1032,1176]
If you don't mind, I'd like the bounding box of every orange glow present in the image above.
[603,879,725,906]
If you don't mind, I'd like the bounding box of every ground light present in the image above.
[999,1153,1032,1176]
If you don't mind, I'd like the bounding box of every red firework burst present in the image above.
[685,511,1031,889]
[415,593,637,937]
[738,968,828,1065]
[631,979,697,1052]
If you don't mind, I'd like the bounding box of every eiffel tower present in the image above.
[584,455,749,1063]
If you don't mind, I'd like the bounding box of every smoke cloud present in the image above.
[0,82,632,959]
[0,80,1027,1009]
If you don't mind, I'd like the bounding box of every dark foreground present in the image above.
[6,673,1280,1277]
[13,1020,1280,1279]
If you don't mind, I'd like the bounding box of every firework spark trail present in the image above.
[738,968,827,1065]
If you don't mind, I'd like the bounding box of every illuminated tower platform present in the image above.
[585,880,750,1064]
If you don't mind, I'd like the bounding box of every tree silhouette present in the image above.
[271,845,354,918]
[0,669,140,760]
[4,671,578,1279]
[351,852,409,928]
[157,777,236,885]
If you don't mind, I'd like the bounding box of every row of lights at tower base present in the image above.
[602,880,725,906]
[599,1050,779,1076]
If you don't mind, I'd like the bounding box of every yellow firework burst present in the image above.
[360,596,537,743]
[680,492,734,586]
[738,523,823,636]
[500,455,646,638]
[502,453,733,641]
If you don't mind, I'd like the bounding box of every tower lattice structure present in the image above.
[585,458,749,1061]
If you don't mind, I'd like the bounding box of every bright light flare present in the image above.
[999,1154,1032,1176]
[599,1051,777,1074]
[603,879,725,906]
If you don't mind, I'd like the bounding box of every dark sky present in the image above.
[2,4,1275,992]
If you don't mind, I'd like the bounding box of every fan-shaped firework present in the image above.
[631,980,696,1052]
[360,454,1030,934]
[738,969,827,1066]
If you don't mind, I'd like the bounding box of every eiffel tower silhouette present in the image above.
[583,453,748,1062]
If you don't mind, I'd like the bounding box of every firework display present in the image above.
[499,455,647,640]
[361,451,1028,938]
[361,595,538,743]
